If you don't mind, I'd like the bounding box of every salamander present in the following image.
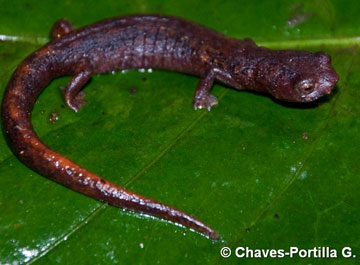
[1,15,339,240]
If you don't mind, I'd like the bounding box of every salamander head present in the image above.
[234,50,339,103]
[266,51,338,102]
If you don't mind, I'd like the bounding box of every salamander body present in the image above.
[1,15,339,239]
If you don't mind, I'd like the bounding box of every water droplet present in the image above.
[222,181,230,187]
[298,171,307,180]
[19,248,39,262]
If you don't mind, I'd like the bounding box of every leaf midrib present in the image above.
[2,33,360,49]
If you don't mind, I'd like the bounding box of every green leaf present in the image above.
[0,0,359,264]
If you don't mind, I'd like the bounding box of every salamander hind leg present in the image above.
[61,70,91,112]
[50,19,74,40]
[193,70,218,111]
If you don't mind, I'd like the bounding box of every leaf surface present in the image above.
[0,0,359,264]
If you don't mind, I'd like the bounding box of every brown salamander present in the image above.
[1,15,339,240]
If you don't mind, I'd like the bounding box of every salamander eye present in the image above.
[296,80,315,94]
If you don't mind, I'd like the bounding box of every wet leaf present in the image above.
[0,0,359,264]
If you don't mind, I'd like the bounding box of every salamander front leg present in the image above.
[62,70,91,112]
[50,19,74,40]
[193,70,218,111]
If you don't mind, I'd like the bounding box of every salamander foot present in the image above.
[194,94,218,111]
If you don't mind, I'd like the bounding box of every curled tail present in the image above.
[1,50,219,240]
